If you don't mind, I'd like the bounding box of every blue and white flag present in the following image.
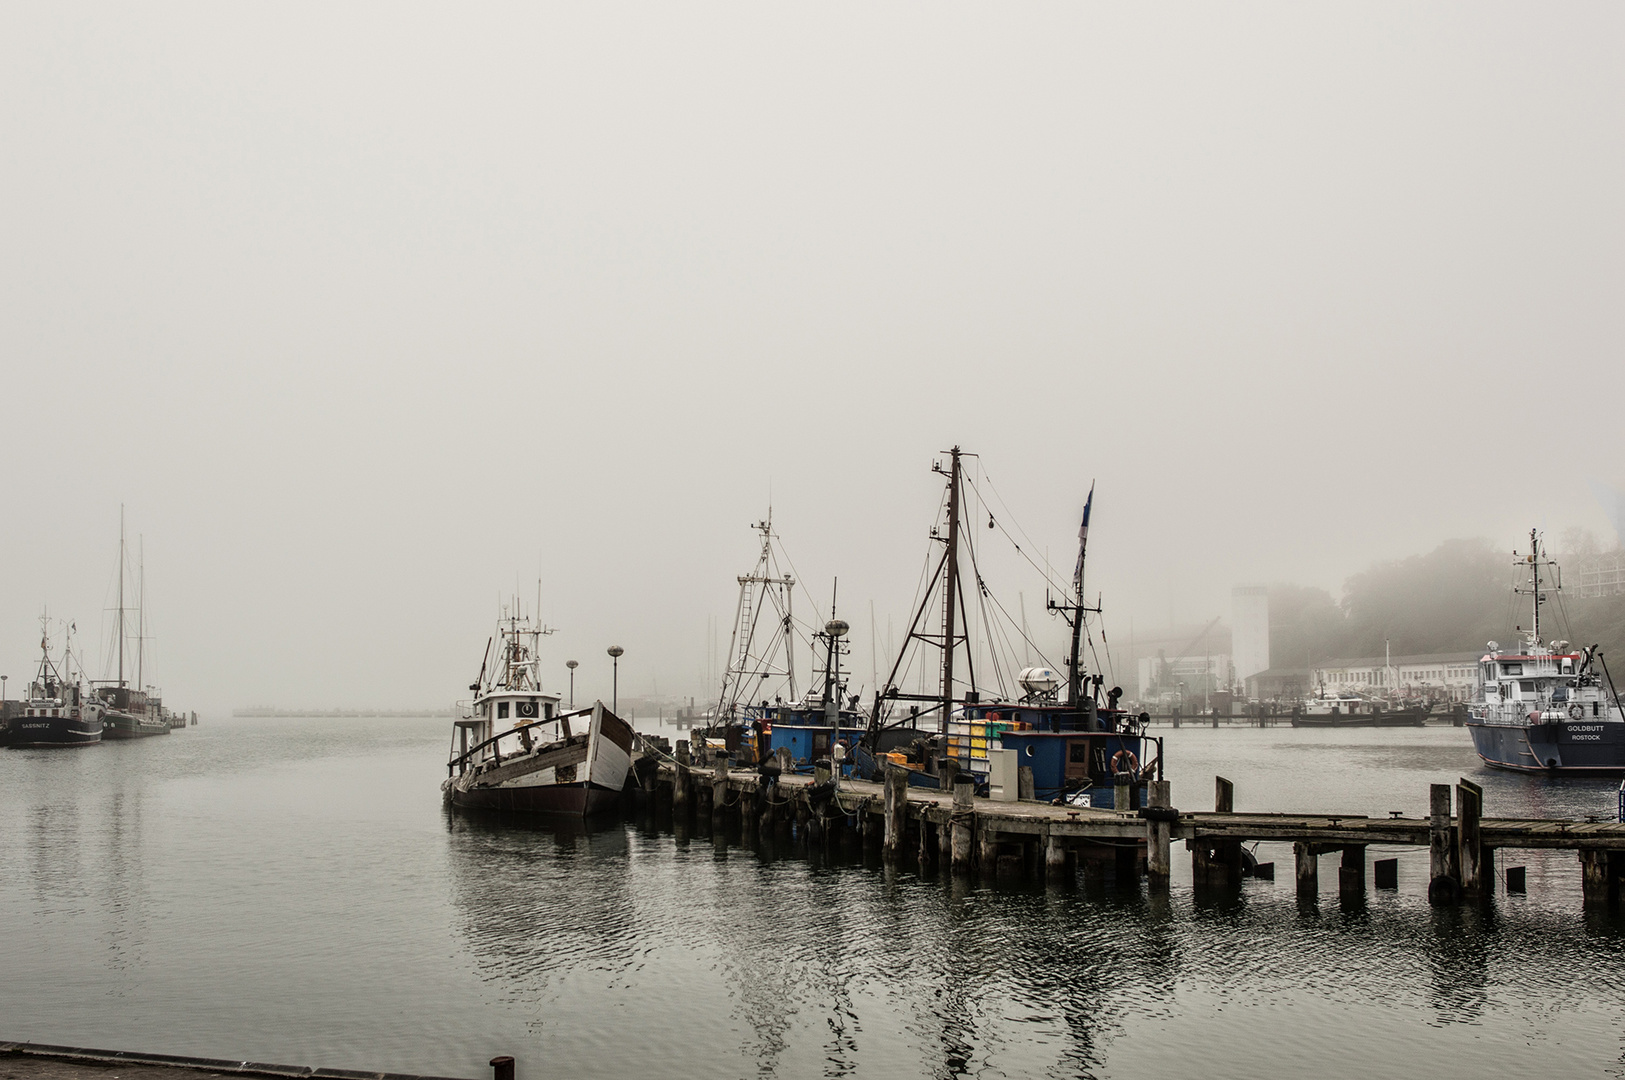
[1072,483,1094,595]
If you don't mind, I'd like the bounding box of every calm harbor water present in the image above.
[3,716,1624,1079]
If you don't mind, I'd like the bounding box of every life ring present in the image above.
[1111,749,1139,775]
[1568,703,1584,721]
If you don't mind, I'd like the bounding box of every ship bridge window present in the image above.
[1502,663,1523,676]
[497,702,510,719]
[1519,681,1536,694]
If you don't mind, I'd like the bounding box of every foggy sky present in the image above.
[3,3,1622,713]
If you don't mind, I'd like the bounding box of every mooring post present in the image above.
[883,766,909,861]
[1191,776,1241,886]
[980,827,1002,878]
[776,746,792,774]
[939,757,960,791]
[1044,824,1068,884]
[1295,842,1318,898]
[489,1057,514,1080]
[1457,778,1484,899]
[712,756,730,825]
[1146,779,1172,887]
[673,740,691,816]
[918,813,936,871]
[1428,783,1457,903]
[1339,845,1365,897]
[1018,765,1035,802]
[1114,771,1131,812]
[1579,848,1621,908]
[950,775,976,874]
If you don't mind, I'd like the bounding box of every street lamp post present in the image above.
[1,675,7,704]
[607,646,624,714]
[566,660,578,709]
[824,619,848,787]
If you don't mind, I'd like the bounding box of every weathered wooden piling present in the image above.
[950,776,976,873]
[1146,779,1172,887]
[882,766,909,862]
[1295,842,1318,898]
[490,1056,514,1080]
[1191,777,1242,887]
[1428,783,1456,902]
[1018,766,1035,801]
[1339,845,1365,897]
[1457,778,1485,899]
[712,756,730,824]
[1374,857,1398,889]
[1506,865,1526,893]
[1044,825,1068,884]
[918,815,936,872]
[673,740,691,815]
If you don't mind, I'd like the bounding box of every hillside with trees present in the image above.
[1269,537,1625,672]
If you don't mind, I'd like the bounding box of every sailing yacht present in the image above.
[95,515,171,739]
[443,607,633,815]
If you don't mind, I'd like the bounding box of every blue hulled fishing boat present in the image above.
[854,447,1157,809]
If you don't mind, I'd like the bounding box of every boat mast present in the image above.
[940,447,962,735]
[1530,528,1541,644]
[137,534,145,693]
[117,506,126,687]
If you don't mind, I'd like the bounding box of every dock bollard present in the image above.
[490,1056,515,1080]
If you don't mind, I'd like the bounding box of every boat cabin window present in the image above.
[1561,658,1574,674]
[1069,742,1090,764]
[497,701,510,719]
[1502,662,1523,676]
[1519,681,1536,694]
[544,702,555,720]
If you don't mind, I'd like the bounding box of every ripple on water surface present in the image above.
[2,717,1624,1079]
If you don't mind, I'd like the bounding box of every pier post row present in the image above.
[640,754,1625,908]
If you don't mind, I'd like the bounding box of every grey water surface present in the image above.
[2,717,1623,1079]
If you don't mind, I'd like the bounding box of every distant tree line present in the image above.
[1269,536,1625,674]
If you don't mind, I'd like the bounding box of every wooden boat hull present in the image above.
[445,702,633,817]
[448,780,623,815]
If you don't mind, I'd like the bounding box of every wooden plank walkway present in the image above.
[648,754,1625,906]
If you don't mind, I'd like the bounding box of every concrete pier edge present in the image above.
[0,1041,475,1080]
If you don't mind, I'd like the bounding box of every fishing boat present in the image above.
[2,617,103,748]
[1290,690,1428,728]
[93,514,171,739]
[442,608,633,815]
[696,516,866,767]
[855,447,1158,809]
[1466,530,1625,773]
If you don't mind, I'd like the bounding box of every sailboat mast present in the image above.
[117,506,126,686]
[940,447,961,734]
[137,535,145,692]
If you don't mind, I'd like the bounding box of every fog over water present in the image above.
[2,4,1622,712]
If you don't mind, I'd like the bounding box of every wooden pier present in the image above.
[646,743,1625,907]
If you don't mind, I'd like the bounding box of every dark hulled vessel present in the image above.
[3,620,103,749]
[1465,530,1625,773]
[443,608,633,816]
